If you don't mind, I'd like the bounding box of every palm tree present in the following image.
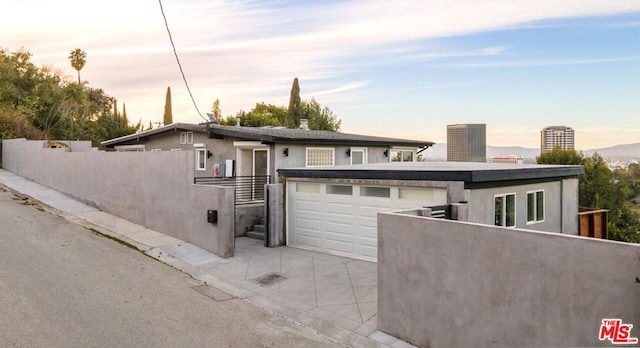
[68,49,87,84]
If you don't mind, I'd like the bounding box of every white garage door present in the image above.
[287,181,447,261]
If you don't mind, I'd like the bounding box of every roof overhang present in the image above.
[101,123,207,148]
[278,162,584,186]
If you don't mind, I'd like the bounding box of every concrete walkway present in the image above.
[0,169,414,348]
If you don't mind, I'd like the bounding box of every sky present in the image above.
[2,0,640,150]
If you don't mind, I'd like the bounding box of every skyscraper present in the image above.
[540,126,575,153]
[447,124,486,162]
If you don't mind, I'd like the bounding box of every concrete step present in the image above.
[246,231,265,240]
[253,224,265,233]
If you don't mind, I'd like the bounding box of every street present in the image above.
[0,186,341,348]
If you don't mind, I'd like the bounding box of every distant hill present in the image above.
[424,142,640,161]
[424,143,540,161]
[584,143,640,159]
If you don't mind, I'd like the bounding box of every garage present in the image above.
[286,181,447,261]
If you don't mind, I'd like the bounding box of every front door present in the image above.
[252,149,268,200]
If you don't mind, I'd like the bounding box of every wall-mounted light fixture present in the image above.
[283,148,289,157]
[383,150,389,157]
[207,150,212,158]
[346,149,351,157]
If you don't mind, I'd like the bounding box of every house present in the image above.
[102,124,585,261]
[277,162,584,260]
[101,121,435,241]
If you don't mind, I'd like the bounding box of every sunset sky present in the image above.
[2,0,639,149]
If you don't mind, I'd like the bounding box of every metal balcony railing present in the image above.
[194,175,271,205]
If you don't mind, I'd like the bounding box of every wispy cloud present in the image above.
[602,21,640,28]
[310,81,371,97]
[405,46,509,62]
[2,0,640,124]
[442,56,640,68]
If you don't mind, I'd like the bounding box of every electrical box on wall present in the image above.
[207,210,218,224]
[225,159,234,177]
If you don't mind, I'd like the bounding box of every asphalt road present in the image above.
[0,186,341,348]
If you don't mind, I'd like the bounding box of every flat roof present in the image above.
[278,161,584,183]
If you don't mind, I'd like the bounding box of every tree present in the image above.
[287,77,301,127]
[536,147,583,165]
[163,87,172,125]
[68,49,86,84]
[301,98,341,132]
[1,47,138,146]
[536,149,640,244]
[122,102,128,127]
[211,98,221,122]
[218,103,285,127]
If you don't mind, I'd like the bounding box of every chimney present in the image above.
[300,119,309,130]
[235,118,241,127]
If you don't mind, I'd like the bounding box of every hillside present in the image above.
[424,143,640,161]
[424,143,540,161]
[584,143,640,159]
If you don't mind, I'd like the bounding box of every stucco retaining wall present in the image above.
[378,210,640,347]
[2,138,235,258]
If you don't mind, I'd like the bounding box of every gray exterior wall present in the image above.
[116,129,210,152]
[235,204,264,237]
[378,211,640,347]
[111,130,232,178]
[273,143,391,179]
[465,179,579,234]
[2,138,235,258]
[113,129,398,181]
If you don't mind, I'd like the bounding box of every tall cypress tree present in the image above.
[163,86,172,125]
[122,102,128,127]
[287,77,301,127]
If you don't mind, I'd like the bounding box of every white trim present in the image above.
[180,131,194,145]
[350,147,367,165]
[526,190,545,224]
[193,143,205,148]
[306,147,335,167]
[233,141,267,148]
[389,147,417,162]
[252,148,269,176]
[494,193,516,228]
[196,148,207,171]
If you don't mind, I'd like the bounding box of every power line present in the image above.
[158,0,207,121]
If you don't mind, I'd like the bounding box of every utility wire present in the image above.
[158,0,207,121]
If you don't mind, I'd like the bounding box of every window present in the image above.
[296,182,320,193]
[399,188,433,201]
[196,148,206,171]
[527,190,545,223]
[494,193,515,227]
[180,131,193,144]
[360,186,391,198]
[390,148,416,162]
[306,148,334,167]
[350,148,367,165]
[327,185,353,195]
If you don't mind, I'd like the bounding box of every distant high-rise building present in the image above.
[447,124,486,162]
[540,126,574,153]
